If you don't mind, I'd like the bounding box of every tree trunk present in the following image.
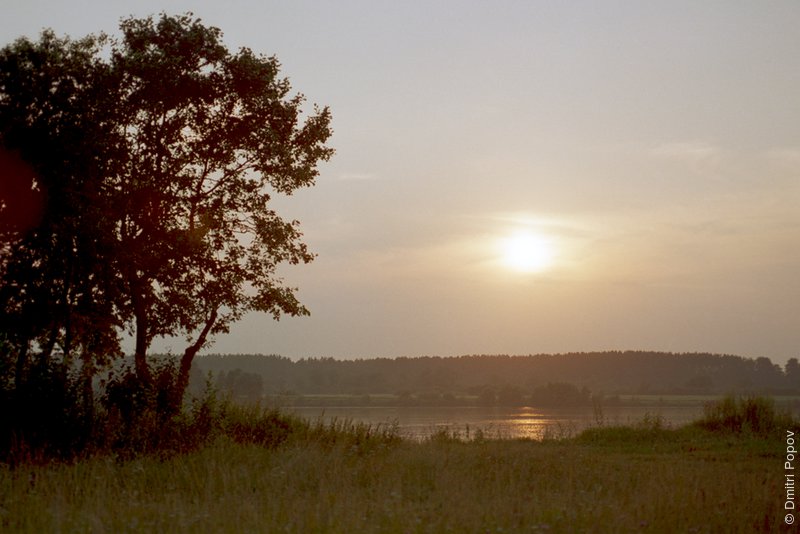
[80,350,95,428]
[172,307,218,413]
[41,325,59,366]
[14,341,29,389]
[132,291,152,387]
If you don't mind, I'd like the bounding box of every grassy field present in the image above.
[0,399,793,533]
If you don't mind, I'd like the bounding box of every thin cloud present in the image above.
[765,147,800,168]
[650,141,723,175]
[337,172,378,181]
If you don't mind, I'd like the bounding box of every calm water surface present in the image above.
[288,405,707,440]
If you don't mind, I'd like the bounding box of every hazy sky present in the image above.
[3,2,799,363]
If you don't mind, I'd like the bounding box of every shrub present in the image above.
[0,356,93,462]
[693,395,795,436]
[97,359,191,456]
[1,353,311,462]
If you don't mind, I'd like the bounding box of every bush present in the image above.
[97,359,187,456]
[97,365,316,458]
[0,353,309,462]
[1,350,407,464]
[0,357,93,462]
[693,395,795,436]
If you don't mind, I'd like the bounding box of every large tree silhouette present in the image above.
[0,13,333,407]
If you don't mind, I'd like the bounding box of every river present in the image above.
[287,404,708,441]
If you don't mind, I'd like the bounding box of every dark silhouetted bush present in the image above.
[694,395,794,436]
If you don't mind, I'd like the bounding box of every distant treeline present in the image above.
[190,352,800,403]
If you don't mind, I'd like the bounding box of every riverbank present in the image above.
[1,397,793,532]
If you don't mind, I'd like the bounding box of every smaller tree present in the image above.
[0,30,124,422]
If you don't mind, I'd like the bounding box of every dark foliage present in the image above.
[0,354,91,462]
[0,13,332,462]
[0,356,306,462]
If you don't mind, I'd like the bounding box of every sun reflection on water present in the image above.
[289,406,707,441]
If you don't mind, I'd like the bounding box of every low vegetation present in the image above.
[0,394,794,532]
[693,394,794,436]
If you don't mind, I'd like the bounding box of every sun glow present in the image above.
[501,231,555,273]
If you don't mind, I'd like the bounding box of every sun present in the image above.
[501,231,555,273]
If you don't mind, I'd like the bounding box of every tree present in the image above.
[529,382,591,406]
[0,30,123,408]
[215,369,264,402]
[752,356,783,391]
[785,358,800,389]
[0,13,333,411]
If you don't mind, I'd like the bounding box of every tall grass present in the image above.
[0,394,795,532]
[0,417,785,533]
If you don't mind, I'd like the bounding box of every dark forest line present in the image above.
[190,351,800,404]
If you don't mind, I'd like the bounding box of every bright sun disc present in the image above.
[501,232,554,273]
